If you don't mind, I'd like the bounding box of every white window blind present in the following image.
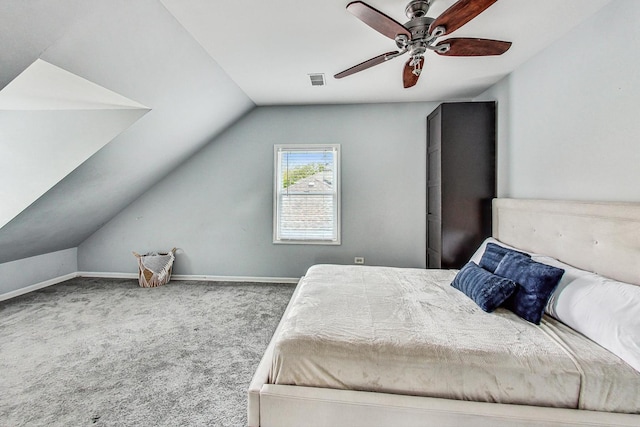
[273,144,340,244]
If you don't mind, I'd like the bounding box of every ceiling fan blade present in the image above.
[334,51,400,79]
[346,1,411,40]
[429,0,498,36]
[435,38,511,56]
[403,57,424,88]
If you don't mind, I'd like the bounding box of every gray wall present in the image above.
[0,248,77,297]
[78,102,440,278]
[475,0,640,202]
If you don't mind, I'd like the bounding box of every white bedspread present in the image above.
[269,265,640,413]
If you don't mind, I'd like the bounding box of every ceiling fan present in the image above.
[334,0,512,88]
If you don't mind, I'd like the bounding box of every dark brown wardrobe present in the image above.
[426,102,496,269]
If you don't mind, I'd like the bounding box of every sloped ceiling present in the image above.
[0,0,254,263]
[0,59,150,229]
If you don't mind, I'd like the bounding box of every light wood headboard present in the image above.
[493,199,640,286]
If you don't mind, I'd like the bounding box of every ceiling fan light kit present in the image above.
[334,0,512,88]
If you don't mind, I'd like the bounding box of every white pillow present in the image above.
[534,255,640,373]
[529,255,591,317]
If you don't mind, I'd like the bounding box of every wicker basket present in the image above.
[132,248,176,288]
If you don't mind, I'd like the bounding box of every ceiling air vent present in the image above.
[308,73,326,87]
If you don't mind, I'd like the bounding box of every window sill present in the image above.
[273,239,341,246]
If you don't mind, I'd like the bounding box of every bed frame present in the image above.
[248,198,640,427]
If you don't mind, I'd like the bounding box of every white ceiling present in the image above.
[160,0,613,105]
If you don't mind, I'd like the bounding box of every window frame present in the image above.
[273,144,341,245]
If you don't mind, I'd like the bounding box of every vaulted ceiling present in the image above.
[0,0,254,263]
[0,0,613,263]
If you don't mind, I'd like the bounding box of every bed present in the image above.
[248,199,640,427]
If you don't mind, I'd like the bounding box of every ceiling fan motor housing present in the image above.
[405,0,432,19]
[405,16,435,41]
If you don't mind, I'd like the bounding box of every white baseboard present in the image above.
[77,271,138,279]
[78,271,299,284]
[1,272,300,302]
[171,274,299,284]
[0,272,78,301]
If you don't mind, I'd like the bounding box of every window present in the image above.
[273,144,340,244]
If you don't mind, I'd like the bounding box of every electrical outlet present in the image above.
[354,257,365,265]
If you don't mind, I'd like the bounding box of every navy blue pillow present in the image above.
[451,262,517,313]
[494,252,565,324]
[479,243,531,273]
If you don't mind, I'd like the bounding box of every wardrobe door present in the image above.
[426,106,442,268]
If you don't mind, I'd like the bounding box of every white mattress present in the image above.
[269,265,640,413]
